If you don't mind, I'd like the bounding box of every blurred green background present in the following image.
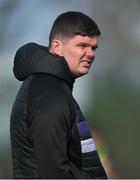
[0,0,140,178]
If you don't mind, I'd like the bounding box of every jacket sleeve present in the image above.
[29,94,87,179]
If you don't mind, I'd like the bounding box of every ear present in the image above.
[50,39,63,56]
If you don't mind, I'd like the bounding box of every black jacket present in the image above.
[10,43,107,179]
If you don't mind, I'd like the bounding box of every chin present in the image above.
[76,71,89,78]
[81,70,89,75]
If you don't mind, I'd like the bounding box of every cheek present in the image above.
[68,49,82,61]
[63,48,75,61]
[63,46,83,65]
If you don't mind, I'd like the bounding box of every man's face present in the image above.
[50,35,99,78]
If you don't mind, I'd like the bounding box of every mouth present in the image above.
[81,60,92,67]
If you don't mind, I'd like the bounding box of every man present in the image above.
[10,11,107,179]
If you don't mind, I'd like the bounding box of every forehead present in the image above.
[66,35,99,45]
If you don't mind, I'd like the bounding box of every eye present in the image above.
[91,46,98,51]
[77,43,87,49]
[80,44,85,47]
[79,44,86,49]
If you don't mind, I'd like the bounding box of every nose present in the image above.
[86,47,95,58]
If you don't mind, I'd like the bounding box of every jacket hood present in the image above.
[13,43,75,86]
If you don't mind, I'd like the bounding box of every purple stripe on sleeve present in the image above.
[76,121,91,139]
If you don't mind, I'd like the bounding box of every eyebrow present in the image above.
[77,42,98,49]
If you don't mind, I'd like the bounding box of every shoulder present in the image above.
[28,74,73,121]
[27,74,76,126]
[29,73,64,97]
[28,74,72,111]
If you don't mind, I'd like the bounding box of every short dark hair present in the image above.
[49,11,101,47]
